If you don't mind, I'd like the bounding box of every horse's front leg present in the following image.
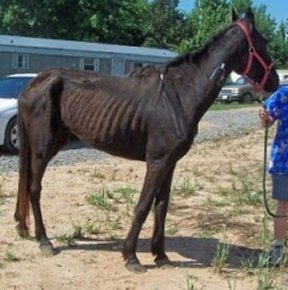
[122,160,170,273]
[151,165,175,268]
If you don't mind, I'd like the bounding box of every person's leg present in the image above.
[269,175,288,266]
[274,200,288,243]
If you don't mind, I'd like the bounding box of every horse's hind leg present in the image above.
[29,153,56,255]
[29,128,69,255]
[151,165,175,268]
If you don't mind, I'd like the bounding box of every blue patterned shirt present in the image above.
[264,86,288,174]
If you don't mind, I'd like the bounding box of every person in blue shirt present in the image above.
[259,85,288,266]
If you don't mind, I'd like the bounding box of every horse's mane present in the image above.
[166,22,232,68]
[125,21,234,81]
[127,64,161,79]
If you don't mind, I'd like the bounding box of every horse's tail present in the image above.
[14,101,31,237]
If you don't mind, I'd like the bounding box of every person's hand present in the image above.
[259,107,275,127]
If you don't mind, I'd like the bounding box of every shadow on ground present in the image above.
[54,236,262,270]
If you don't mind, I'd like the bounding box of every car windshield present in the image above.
[234,77,247,85]
[0,77,33,99]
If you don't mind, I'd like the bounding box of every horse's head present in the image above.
[232,7,279,92]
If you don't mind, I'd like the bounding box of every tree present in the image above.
[230,0,253,14]
[76,0,150,45]
[270,21,288,68]
[177,0,229,53]
[143,0,190,49]
[0,0,150,46]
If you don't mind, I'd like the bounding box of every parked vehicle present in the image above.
[278,80,288,89]
[217,76,263,103]
[0,73,36,153]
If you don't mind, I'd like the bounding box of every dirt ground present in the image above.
[0,111,287,290]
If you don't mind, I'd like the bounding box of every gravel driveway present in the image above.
[0,108,261,173]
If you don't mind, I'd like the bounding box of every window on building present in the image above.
[79,58,112,75]
[79,58,99,72]
[12,53,30,69]
[83,58,94,71]
[125,61,144,74]
[135,62,143,68]
[99,58,111,75]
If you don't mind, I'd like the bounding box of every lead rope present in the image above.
[262,123,288,218]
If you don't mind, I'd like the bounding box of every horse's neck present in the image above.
[203,26,245,76]
[172,25,245,121]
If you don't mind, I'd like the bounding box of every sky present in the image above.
[178,0,287,24]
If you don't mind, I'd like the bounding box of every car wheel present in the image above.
[4,116,19,154]
[241,93,253,104]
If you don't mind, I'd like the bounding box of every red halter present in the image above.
[235,21,274,91]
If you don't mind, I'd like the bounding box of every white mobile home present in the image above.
[0,34,178,77]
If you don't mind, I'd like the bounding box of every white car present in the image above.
[0,73,37,154]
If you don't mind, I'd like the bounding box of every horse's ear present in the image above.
[244,7,255,28]
[231,8,239,22]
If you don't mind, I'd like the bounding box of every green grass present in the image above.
[187,275,201,290]
[112,186,137,204]
[210,102,259,111]
[87,188,112,211]
[0,251,20,270]
[211,242,230,273]
[85,222,101,235]
[55,233,76,246]
[172,177,200,197]
[4,252,19,263]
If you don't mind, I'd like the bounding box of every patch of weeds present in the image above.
[0,251,20,269]
[4,251,19,263]
[113,186,137,204]
[199,228,216,238]
[109,233,120,240]
[85,222,101,235]
[240,190,262,206]
[55,233,76,247]
[211,242,230,273]
[237,174,262,206]
[191,167,202,177]
[231,207,251,216]
[72,224,84,239]
[187,274,202,290]
[110,216,122,231]
[241,252,277,290]
[232,174,262,206]
[213,186,231,197]
[172,177,200,197]
[259,214,272,249]
[241,255,256,275]
[208,198,229,208]
[90,169,106,179]
[166,225,178,235]
[226,274,237,290]
[255,252,276,290]
[87,188,112,211]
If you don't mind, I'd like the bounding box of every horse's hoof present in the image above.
[125,261,147,273]
[15,224,29,238]
[155,257,174,269]
[39,240,58,256]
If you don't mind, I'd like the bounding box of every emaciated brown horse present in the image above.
[14,8,279,273]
